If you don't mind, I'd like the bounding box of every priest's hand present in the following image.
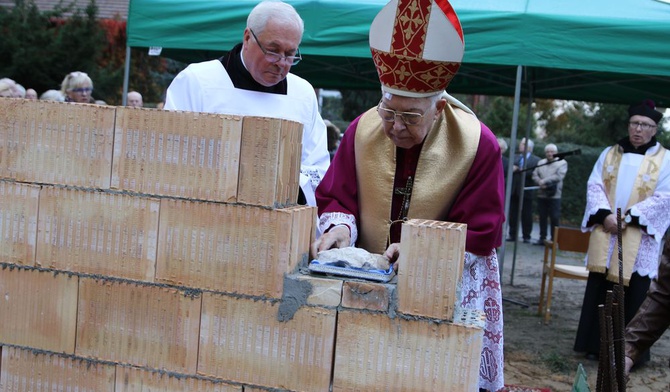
[603,213,626,234]
[384,243,401,272]
[311,225,351,258]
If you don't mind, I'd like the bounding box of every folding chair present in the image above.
[538,226,590,324]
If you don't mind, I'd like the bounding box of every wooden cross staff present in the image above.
[596,208,626,392]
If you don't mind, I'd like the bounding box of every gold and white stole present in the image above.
[587,145,666,285]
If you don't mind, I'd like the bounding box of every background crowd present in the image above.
[0,73,144,107]
[506,137,569,246]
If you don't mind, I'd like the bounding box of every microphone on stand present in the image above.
[554,149,581,159]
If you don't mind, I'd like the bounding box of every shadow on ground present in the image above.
[498,225,670,392]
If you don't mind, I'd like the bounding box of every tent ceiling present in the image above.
[127,0,670,106]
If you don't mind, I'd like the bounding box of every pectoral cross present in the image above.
[394,175,414,220]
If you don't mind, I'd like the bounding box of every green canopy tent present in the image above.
[125,0,670,105]
[124,0,670,272]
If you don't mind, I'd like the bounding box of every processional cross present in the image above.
[394,175,414,220]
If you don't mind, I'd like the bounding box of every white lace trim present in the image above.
[318,212,357,246]
[301,168,323,191]
[591,232,662,279]
[582,183,611,228]
[460,250,504,391]
[629,194,670,240]
[636,236,663,277]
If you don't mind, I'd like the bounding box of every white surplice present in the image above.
[165,59,330,207]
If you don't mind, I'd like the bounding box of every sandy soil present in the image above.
[499,236,670,392]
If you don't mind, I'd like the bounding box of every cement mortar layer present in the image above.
[0,262,282,303]
[278,275,312,321]
[289,270,485,329]
[2,261,482,328]
[0,179,296,210]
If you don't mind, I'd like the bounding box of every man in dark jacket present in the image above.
[625,229,670,376]
[508,137,541,243]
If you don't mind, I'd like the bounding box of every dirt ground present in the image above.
[499,231,670,392]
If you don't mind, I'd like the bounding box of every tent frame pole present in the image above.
[510,81,535,286]
[498,65,523,277]
[122,45,131,106]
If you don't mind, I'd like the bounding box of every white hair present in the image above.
[14,83,26,98]
[545,143,558,152]
[39,89,66,102]
[247,1,304,36]
[60,71,93,95]
[0,79,15,97]
[497,138,508,153]
[0,78,24,97]
[521,138,534,151]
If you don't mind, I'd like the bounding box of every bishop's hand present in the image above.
[310,225,351,259]
[384,243,401,272]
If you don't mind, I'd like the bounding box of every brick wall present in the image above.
[0,98,483,391]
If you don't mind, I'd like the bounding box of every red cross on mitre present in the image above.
[370,0,465,97]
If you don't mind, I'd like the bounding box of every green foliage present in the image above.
[530,142,602,225]
[657,126,670,148]
[54,2,103,74]
[340,89,381,122]
[543,101,630,147]
[96,18,172,105]
[0,0,169,105]
[321,95,343,125]
[587,102,630,146]
[476,96,535,138]
[542,351,571,373]
[0,0,106,96]
[544,102,591,143]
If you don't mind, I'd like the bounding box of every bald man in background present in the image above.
[127,91,143,108]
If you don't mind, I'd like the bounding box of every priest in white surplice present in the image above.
[164,1,329,207]
[575,99,670,363]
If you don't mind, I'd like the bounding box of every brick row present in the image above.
[0,346,116,391]
[0,346,241,391]
[0,99,303,207]
[0,267,337,390]
[0,182,314,297]
[0,214,483,390]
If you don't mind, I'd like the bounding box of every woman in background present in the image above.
[61,71,94,103]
